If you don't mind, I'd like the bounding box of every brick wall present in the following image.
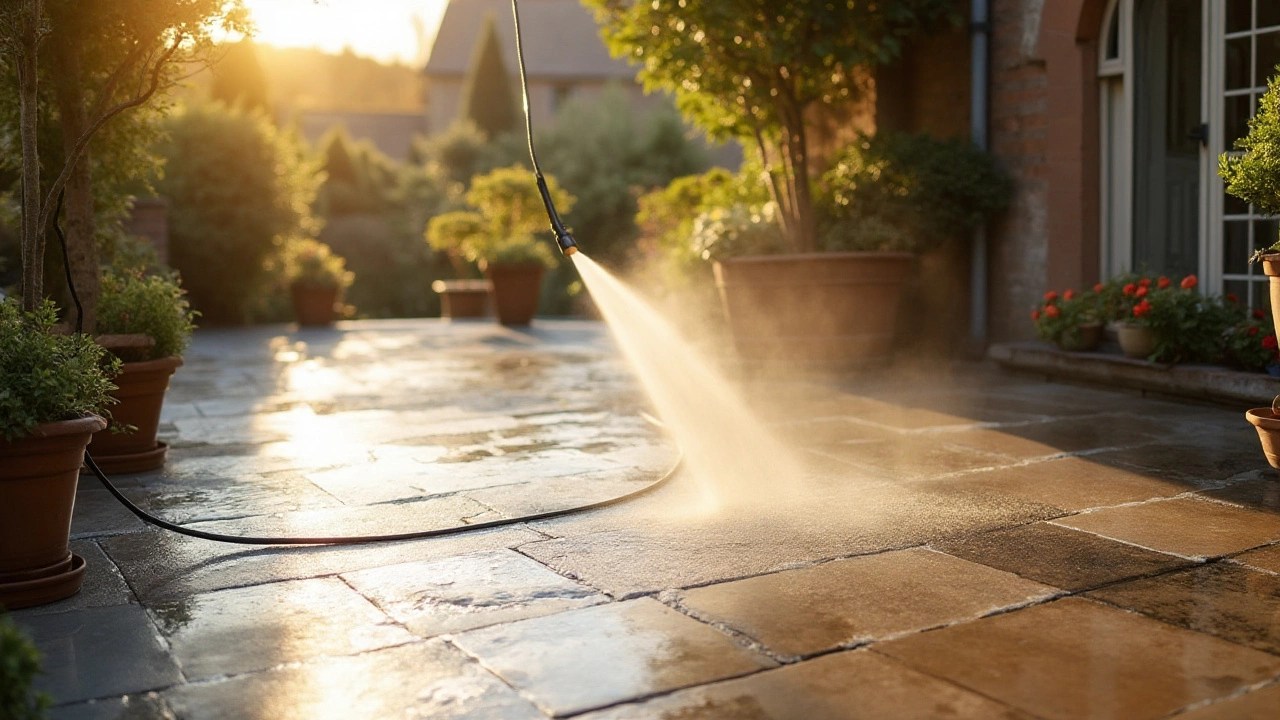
[123,197,170,266]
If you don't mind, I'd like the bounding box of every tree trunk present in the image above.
[787,121,816,254]
[51,35,98,333]
[17,0,43,312]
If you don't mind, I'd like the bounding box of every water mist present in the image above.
[571,253,804,509]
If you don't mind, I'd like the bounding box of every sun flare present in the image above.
[236,0,449,65]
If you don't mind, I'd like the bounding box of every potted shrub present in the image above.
[283,238,354,327]
[425,167,574,326]
[90,266,196,473]
[1221,70,1280,341]
[1031,288,1102,351]
[0,301,118,609]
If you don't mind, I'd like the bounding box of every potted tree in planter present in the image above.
[283,238,354,327]
[90,265,196,473]
[0,301,118,609]
[425,166,574,326]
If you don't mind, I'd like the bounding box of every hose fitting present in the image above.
[536,175,577,256]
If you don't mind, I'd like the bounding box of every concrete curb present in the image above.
[989,341,1280,407]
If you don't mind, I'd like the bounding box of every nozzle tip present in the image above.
[556,231,578,256]
[563,246,578,257]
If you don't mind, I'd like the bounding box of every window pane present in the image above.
[1261,0,1280,30]
[1228,37,1252,89]
[1225,93,1255,146]
[1105,3,1120,59]
[1226,220,1252,274]
[1226,186,1251,215]
[1258,30,1280,85]
[1256,218,1280,251]
[1227,0,1253,33]
[1223,279,1249,307]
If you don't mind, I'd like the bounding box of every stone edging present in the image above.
[989,341,1280,407]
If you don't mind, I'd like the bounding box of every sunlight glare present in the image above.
[234,0,449,65]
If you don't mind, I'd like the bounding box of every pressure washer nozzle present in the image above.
[558,232,578,256]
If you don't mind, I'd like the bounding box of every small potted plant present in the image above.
[1223,307,1280,375]
[0,300,118,609]
[284,238,355,327]
[425,167,574,326]
[90,266,197,473]
[1221,70,1280,341]
[1031,288,1102,351]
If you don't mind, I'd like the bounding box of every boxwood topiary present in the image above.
[0,300,119,442]
[96,268,197,363]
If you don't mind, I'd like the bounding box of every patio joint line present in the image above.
[1161,677,1280,717]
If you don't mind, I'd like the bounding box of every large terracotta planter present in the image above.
[485,263,545,326]
[291,283,340,326]
[91,356,183,473]
[432,279,491,319]
[713,252,914,370]
[1247,408,1280,471]
[0,415,105,609]
[1261,255,1280,340]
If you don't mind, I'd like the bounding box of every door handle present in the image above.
[1188,123,1208,147]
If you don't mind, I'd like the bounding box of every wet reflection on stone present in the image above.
[451,598,775,716]
[1054,497,1280,558]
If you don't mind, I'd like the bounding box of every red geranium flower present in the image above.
[1248,325,1259,336]
[1139,278,1152,288]
[1123,283,1137,297]
[1135,285,1148,298]
[1093,283,1104,292]
[1044,291,1058,302]
[1264,335,1278,350]
[1227,293,1240,304]
[1064,289,1075,301]
[1045,304,1060,318]
[1031,309,1040,321]
[1180,275,1198,289]
[1132,300,1152,318]
[1255,309,1267,320]
[1157,276,1171,289]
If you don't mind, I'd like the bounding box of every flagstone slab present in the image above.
[934,521,1194,591]
[1088,563,1280,655]
[675,547,1054,658]
[1053,497,1280,558]
[342,549,608,637]
[1174,683,1280,719]
[12,541,136,617]
[14,604,181,706]
[450,598,775,717]
[942,415,1161,459]
[577,649,1029,720]
[914,456,1191,512]
[879,597,1280,720]
[48,692,173,720]
[150,577,414,681]
[164,640,544,720]
[1202,474,1280,511]
[1232,543,1280,573]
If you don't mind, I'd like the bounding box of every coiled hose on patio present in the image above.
[62,0,682,546]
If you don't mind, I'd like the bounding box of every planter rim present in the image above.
[715,251,916,265]
[12,414,108,441]
[116,355,184,374]
[483,262,548,272]
[1247,408,1280,431]
[1260,253,1280,276]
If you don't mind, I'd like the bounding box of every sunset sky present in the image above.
[237,0,450,65]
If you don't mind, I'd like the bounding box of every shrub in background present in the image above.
[0,615,49,720]
[156,103,321,325]
[96,267,198,362]
[281,238,354,290]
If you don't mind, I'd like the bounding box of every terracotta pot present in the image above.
[0,415,105,609]
[1117,324,1155,359]
[432,279,491,319]
[1056,321,1104,352]
[1261,255,1280,340]
[90,356,183,473]
[291,283,340,326]
[484,263,545,326]
[1247,408,1280,471]
[713,252,914,370]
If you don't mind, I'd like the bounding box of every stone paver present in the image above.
[578,650,1029,719]
[878,597,1280,720]
[451,598,776,716]
[5,319,1279,718]
[675,547,1054,658]
[1053,496,1280,558]
[1174,683,1280,720]
[934,522,1194,592]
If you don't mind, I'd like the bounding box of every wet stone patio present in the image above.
[11,318,1280,719]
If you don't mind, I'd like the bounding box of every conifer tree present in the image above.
[458,12,516,139]
[211,38,271,115]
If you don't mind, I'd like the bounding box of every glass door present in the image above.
[1218,0,1280,310]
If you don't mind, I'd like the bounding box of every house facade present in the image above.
[423,0,660,134]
